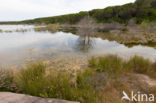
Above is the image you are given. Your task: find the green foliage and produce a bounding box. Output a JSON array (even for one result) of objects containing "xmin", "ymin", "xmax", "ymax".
[
  {"xmin": 41, "ymin": 72, "xmax": 73, "ymax": 100},
  {"xmin": 15, "ymin": 62, "xmax": 100, "ymax": 103},
  {"xmin": 15, "ymin": 62, "xmax": 47, "ymax": 96},
  {"xmin": 1, "ymin": 0, "xmax": 156, "ymax": 24},
  {"xmin": 1, "ymin": 55, "xmax": 156, "ymax": 103},
  {"xmin": 74, "ymin": 70, "xmax": 98, "ymax": 103},
  {"xmin": 89, "ymin": 55, "xmax": 125, "ymax": 76},
  {"xmin": 22, "ymin": 11, "xmax": 89, "ymax": 24},
  {"xmin": 88, "ymin": 55, "xmax": 156, "ymax": 75},
  {"xmin": 128, "ymin": 56, "xmax": 151, "ymax": 73}
]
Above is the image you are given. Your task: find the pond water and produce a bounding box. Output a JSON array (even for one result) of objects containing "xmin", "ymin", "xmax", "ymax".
[{"xmin": 0, "ymin": 25, "xmax": 156, "ymax": 70}]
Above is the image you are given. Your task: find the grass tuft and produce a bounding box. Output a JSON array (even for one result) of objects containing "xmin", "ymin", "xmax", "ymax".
[
  {"xmin": 128, "ymin": 56, "xmax": 151, "ymax": 74},
  {"xmin": 34, "ymin": 24, "xmax": 59, "ymax": 33},
  {"xmin": 89, "ymin": 55, "xmax": 125, "ymax": 76},
  {"xmin": 0, "ymin": 69, "xmax": 13, "ymax": 91},
  {"xmin": 15, "ymin": 62, "xmax": 47, "ymax": 96}
]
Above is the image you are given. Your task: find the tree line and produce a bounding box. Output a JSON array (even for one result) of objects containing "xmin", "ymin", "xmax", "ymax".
[{"xmin": 0, "ymin": 0, "xmax": 156, "ymax": 24}]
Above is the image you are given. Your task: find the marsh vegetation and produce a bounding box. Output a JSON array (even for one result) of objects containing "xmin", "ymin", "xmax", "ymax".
[
  {"xmin": 0, "ymin": 55, "xmax": 156, "ymax": 103},
  {"xmin": 0, "ymin": 0, "xmax": 155, "ymax": 102},
  {"xmin": 34, "ymin": 24, "xmax": 59, "ymax": 33}
]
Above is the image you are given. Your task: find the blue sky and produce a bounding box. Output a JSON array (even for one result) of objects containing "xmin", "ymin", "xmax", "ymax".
[{"xmin": 0, "ymin": 0, "xmax": 135, "ymax": 21}]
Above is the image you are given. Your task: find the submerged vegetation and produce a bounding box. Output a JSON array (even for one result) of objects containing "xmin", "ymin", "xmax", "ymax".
[
  {"xmin": 15, "ymin": 29, "xmax": 28, "ymax": 32},
  {"xmin": 0, "ymin": 55, "xmax": 156, "ymax": 103},
  {"xmin": 34, "ymin": 24, "xmax": 59, "ymax": 33}
]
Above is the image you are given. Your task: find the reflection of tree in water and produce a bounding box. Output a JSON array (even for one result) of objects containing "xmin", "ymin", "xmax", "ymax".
[
  {"xmin": 76, "ymin": 35, "xmax": 94, "ymax": 53},
  {"xmin": 75, "ymin": 16, "xmax": 97, "ymax": 52}
]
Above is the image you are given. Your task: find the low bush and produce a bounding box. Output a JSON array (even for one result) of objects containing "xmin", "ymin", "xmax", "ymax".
[
  {"xmin": 15, "ymin": 62, "xmax": 47, "ymax": 96},
  {"xmin": 14, "ymin": 62, "xmax": 103, "ymax": 103},
  {"xmin": 40, "ymin": 72, "xmax": 73, "ymax": 100},
  {"xmin": 0, "ymin": 69, "xmax": 13, "ymax": 91}
]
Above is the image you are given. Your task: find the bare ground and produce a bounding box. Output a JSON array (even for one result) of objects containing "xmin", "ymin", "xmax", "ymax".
[{"xmin": 0, "ymin": 92, "xmax": 79, "ymax": 103}]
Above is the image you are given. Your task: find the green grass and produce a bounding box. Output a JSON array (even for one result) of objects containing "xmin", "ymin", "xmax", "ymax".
[
  {"xmin": 0, "ymin": 55, "xmax": 156, "ymax": 103},
  {"xmin": 40, "ymin": 72, "xmax": 74, "ymax": 100},
  {"xmin": 15, "ymin": 62, "xmax": 47, "ymax": 96},
  {"xmin": 89, "ymin": 55, "xmax": 156, "ymax": 77},
  {"xmin": 14, "ymin": 62, "xmax": 101, "ymax": 103},
  {"xmin": 127, "ymin": 56, "xmax": 151, "ymax": 73},
  {"xmin": 89, "ymin": 55, "xmax": 128, "ymax": 77},
  {"xmin": 13, "ymin": 61, "xmax": 121, "ymax": 103}
]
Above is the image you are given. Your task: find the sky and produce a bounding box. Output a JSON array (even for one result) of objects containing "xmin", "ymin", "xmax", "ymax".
[{"xmin": 0, "ymin": 0, "xmax": 135, "ymax": 21}]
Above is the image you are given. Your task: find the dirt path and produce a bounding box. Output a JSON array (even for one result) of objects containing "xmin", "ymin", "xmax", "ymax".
[{"xmin": 0, "ymin": 92, "xmax": 79, "ymax": 103}]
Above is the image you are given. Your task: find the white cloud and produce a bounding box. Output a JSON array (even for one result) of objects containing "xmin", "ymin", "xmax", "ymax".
[{"xmin": 0, "ymin": 0, "xmax": 135, "ymax": 21}]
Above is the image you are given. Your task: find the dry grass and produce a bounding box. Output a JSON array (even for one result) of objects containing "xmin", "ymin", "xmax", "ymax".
[
  {"xmin": 0, "ymin": 55, "xmax": 156, "ymax": 103},
  {"xmin": 0, "ymin": 69, "xmax": 13, "ymax": 91},
  {"xmin": 34, "ymin": 24, "xmax": 59, "ymax": 33}
]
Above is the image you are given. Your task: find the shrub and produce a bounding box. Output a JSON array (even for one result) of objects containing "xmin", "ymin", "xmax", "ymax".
[
  {"xmin": 75, "ymin": 70, "xmax": 101, "ymax": 103},
  {"xmin": 0, "ymin": 69, "xmax": 13, "ymax": 91},
  {"xmin": 42, "ymin": 70, "xmax": 98, "ymax": 103},
  {"xmin": 15, "ymin": 62, "xmax": 47, "ymax": 96},
  {"xmin": 41, "ymin": 72, "xmax": 73, "ymax": 100},
  {"xmin": 15, "ymin": 62, "xmax": 101, "ymax": 103}
]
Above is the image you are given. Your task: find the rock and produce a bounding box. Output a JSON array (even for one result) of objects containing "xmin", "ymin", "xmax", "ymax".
[
  {"xmin": 0, "ymin": 92, "xmax": 79, "ymax": 103},
  {"xmin": 136, "ymin": 74, "xmax": 156, "ymax": 87}
]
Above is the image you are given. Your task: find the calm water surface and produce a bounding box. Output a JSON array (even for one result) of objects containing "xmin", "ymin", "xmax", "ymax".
[{"xmin": 0, "ymin": 25, "xmax": 156, "ymax": 69}]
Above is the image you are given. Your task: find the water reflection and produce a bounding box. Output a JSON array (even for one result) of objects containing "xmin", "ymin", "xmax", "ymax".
[
  {"xmin": 75, "ymin": 35, "xmax": 94, "ymax": 53},
  {"xmin": 0, "ymin": 25, "xmax": 156, "ymax": 68},
  {"xmin": 75, "ymin": 17, "xmax": 96, "ymax": 53}
]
